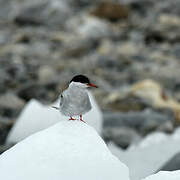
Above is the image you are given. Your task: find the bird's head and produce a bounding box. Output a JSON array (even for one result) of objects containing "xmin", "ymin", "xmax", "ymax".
[{"xmin": 69, "ymin": 75, "xmax": 98, "ymax": 89}]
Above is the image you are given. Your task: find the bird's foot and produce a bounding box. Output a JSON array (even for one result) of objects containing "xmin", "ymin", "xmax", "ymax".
[{"xmin": 69, "ymin": 117, "xmax": 76, "ymax": 120}]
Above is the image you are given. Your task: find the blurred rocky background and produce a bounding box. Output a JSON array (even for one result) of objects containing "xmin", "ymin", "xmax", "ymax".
[{"xmin": 0, "ymin": 0, "xmax": 180, "ymax": 153}]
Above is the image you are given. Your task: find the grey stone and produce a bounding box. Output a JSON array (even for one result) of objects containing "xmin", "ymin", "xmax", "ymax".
[
  {"xmin": 14, "ymin": 0, "xmax": 72, "ymax": 27},
  {"xmin": 66, "ymin": 15, "xmax": 110, "ymax": 39},
  {"xmin": 0, "ymin": 144, "xmax": 13, "ymax": 154},
  {"xmin": 103, "ymin": 108, "xmax": 175, "ymax": 135},
  {"xmin": 0, "ymin": 93, "xmax": 25, "ymax": 110},
  {"xmin": 17, "ymin": 82, "xmax": 57, "ymax": 102},
  {"xmin": 0, "ymin": 69, "xmax": 8, "ymax": 94},
  {"xmin": 103, "ymin": 93, "xmax": 150, "ymax": 112},
  {"xmin": 103, "ymin": 126, "xmax": 141, "ymax": 149},
  {"xmin": 38, "ymin": 66, "xmax": 56, "ymax": 84},
  {"xmin": 0, "ymin": 117, "xmax": 13, "ymax": 144},
  {"xmin": 60, "ymin": 37, "xmax": 98, "ymax": 57}
]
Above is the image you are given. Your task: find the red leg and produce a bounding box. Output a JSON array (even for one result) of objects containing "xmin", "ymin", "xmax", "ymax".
[
  {"xmin": 69, "ymin": 116, "xmax": 76, "ymax": 120},
  {"xmin": 80, "ymin": 115, "xmax": 85, "ymax": 123}
]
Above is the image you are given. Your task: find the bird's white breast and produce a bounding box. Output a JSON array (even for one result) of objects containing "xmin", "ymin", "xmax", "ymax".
[{"xmin": 59, "ymin": 86, "xmax": 92, "ymax": 116}]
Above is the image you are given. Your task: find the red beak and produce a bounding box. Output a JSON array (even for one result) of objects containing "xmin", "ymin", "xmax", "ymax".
[{"xmin": 87, "ymin": 83, "xmax": 98, "ymax": 88}]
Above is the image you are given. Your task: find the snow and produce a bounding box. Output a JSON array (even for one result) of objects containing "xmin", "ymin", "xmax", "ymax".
[
  {"xmin": 143, "ymin": 171, "xmax": 180, "ymax": 180},
  {"xmin": 0, "ymin": 121, "xmax": 130, "ymax": 180},
  {"xmin": 108, "ymin": 128, "xmax": 180, "ymax": 180},
  {"xmin": 135, "ymin": 132, "xmax": 169, "ymax": 149},
  {"xmin": 7, "ymin": 92, "xmax": 102, "ymax": 143}
]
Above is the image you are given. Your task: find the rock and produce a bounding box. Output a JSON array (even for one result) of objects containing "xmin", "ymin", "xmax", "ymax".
[
  {"xmin": 159, "ymin": 152, "xmax": 180, "ymax": 171},
  {"xmin": 17, "ymin": 83, "xmax": 49, "ymax": 102},
  {"xmin": 103, "ymin": 91, "xmax": 149, "ymax": 112},
  {"xmin": 95, "ymin": 55, "xmax": 133, "ymax": 72},
  {"xmin": 172, "ymin": 44, "xmax": 180, "ymax": 59},
  {"xmin": 130, "ymin": 79, "xmax": 180, "ymax": 123},
  {"xmin": 103, "ymin": 126, "xmax": 141, "ymax": 149},
  {"xmin": 66, "ymin": 15, "xmax": 110, "ymax": 39},
  {"xmin": 55, "ymin": 34, "xmax": 98, "ymax": 57},
  {"xmin": 6, "ymin": 92, "xmax": 103, "ymax": 143},
  {"xmin": 0, "ymin": 69, "xmax": 8, "ymax": 94},
  {"xmin": 5, "ymin": 60, "xmax": 28, "ymax": 86},
  {"xmin": 0, "ymin": 144, "xmax": 13, "ymax": 155},
  {"xmin": 158, "ymin": 14, "xmax": 180, "ymax": 27},
  {"xmin": 17, "ymin": 81, "xmax": 57, "ymax": 102},
  {"xmin": 69, "ymin": 0, "xmax": 98, "ymax": 8},
  {"xmin": 91, "ymin": 2, "xmax": 129, "ymax": 21},
  {"xmin": 14, "ymin": 0, "xmax": 72, "ymax": 27},
  {"xmin": 130, "ymin": 79, "xmax": 164, "ymax": 103},
  {"xmin": 50, "ymin": 31, "xmax": 95, "ymax": 57},
  {"xmin": 1, "ymin": 121, "xmax": 130, "ymax": 180},
  {"xmin": 0, "ymin": 93, "xmax": 25, "ymax": 117},
  {"xmin": 157, "ymin": 121, "xmax": 174, "ymax": 133},
  {"xmin": 0, "ymin": 117, "xmax": 13, "ymax": 144},
  {"xmin": 38, "ymin": 65, "xmax": 56, "ymax": 84},
  {"xmin": 103, "ymin": 108, "xmax": 175, "ymax": 136},
  {"xmin": 117, "ymin": 42, "xmax": 141, "ymax": 56}
]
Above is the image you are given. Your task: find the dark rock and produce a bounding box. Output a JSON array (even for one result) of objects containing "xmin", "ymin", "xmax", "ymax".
[
  {"xmin": 91, "ymin": 2, "xmax": 129, "ymax": 21},
  {"xmin": 0, "ymin": 117, "xmax": 13, "ymax": 144},
  {"xmin": 97, "ymin": 56, "xmax": 124, "ymax": 71},
  {"xmin": 69, "ymin": 0, "xmax": 99, "ymax": 9},
  {"xmin": 6, "ymin": 62, "xmax": 27, "ymax": 84},
  {"xmin": 159, "ymin": 152, "xmax": 180, "ymax": 171},
  {"xmin": 14, "ymin": 0, "xmax": 72, "ymax": 27},
  {"xmin": 61, "ymin": 37, "xmax": 99, "ymax": 57},
  {"xmin": 0, "ymin": 69, "xmax": 8, "ymax": 94},
  {"xmin": 103, "ymin": 126, "xmax": 141, "ymax": 149},
  {"xmin": 0, "ymin": 93, "xmax": 25, "ymax": 118},
  {"xmin": 157, "ymin": 121, "xmax": 174, "ymax": 133},
  {"xmin": 0, "ymin": 144, "xmax": 13, "ymax": 154},
  {"xmin": 130, "ymin": 1, "xmax": 153, "ymax": 16},
  {"xmin": 103, "ymin": 108, "xmax": 175, "ymax": 136},
  {"xmin": 17, "ymin": 82, "xmax": 58, "ymax": 103},
  {"xmin": 14, "ymin": 3, "xmax": 47, "ymax": 26},
  {"xmin": 145, "ymin": 30, "xmax": 166, "ymax": 45},
  {"xmin": 103, "ymin": 93, "xmax": 150, "ymax": 112}
]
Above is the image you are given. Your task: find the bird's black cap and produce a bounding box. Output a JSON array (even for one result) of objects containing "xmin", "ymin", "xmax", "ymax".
[{"xmin": 70, "ymin": 75, "xmax": 90, "ymax": 84}]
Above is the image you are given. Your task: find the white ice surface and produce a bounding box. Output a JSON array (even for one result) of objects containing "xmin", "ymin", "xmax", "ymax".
[
  {"xmin": 143, "ymin": 171, "xmax": 180, "ymax": 180},
  {"xmin": 0, "ymin": 121, "xmax": 129, "ymax": 180},
  {"xmin": 7, "ymin": 92, "xmax": 102, "ymax": 143},
  {"xmin": 108, "ymin": 128, "xmax": 180, "ymax": 180}
]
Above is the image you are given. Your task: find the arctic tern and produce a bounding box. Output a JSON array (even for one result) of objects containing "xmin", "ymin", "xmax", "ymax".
[{"xmin": 53, "ymin": 75, "xmax": 97, "ymax": 122}]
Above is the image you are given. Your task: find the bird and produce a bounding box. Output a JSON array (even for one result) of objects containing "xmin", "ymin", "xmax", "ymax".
[{"xmin": 53, "ymin": 75, "xmax": 98, "ymax": 122}]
